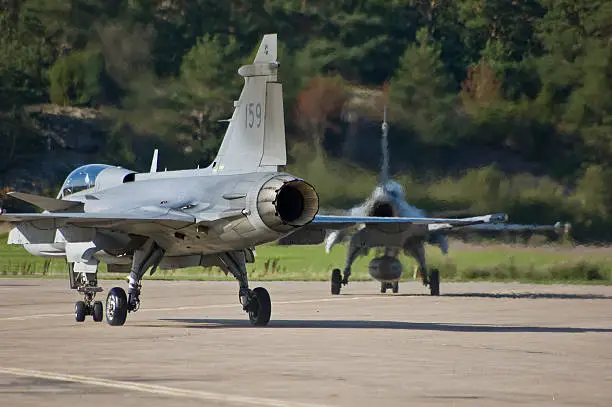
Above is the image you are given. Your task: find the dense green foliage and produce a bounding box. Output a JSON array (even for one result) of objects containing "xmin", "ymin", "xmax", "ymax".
[{"xmin": 1, "ymin": 0, "xmax": 612, "ymax": 242}]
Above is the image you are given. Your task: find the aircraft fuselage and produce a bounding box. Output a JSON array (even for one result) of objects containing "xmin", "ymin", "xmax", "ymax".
[{"xmin": 10, "ymin": 170, "xmax": 319, "ymax": 269}]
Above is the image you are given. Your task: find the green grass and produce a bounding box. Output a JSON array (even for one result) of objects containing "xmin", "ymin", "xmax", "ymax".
[{"xmin": 1, "ymin": 233, "xmax": 612, "ymax": 284}]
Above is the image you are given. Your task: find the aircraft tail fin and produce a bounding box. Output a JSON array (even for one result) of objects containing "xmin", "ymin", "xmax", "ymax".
[
  {"xmin": 209, "ymin": 34, "xmax": 286, "ymax": 174},
  {"xmin": 379, "ymin": 105, "xmax": 390, "ymax": 184}
]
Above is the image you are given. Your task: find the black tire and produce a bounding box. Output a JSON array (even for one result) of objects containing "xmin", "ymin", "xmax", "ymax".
[
  {"xmin": 331, "ymin": 268, "xmax": 342, "ymax": 295},
  {"xmin": 380, "ymin": 282, "xmax": 387, "ymax": 293},
  {"xmin": 248, "ymin": 287, "xmax": 271, "ymax": 326},
  {"xmin": 92, "ymin": 301, "xmax": 104, "ymax": 322},
  {"xmin": 75, "ymin": 301, "xmax": 86, "ymax": 322},
  {"xmin": 392, "ymin": 282, "xmax": 399, "ymax": 294},
  {"xmin": 430, "ymin": 268, "xmax": 440, "ymax": 296},
  {"xmin": 106, "ymin": 287, "xmax": 128, "ymax": 326}
]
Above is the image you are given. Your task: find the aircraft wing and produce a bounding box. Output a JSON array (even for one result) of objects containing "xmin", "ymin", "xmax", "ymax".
[
  {"xmin": 0, "ymin": 209, "xmax": 244, "ymax": 232},
  {"xmin": 428, "ymin": 221, "xmax": 566, "ymax": 233},
  {"xmin": 0, "ymin": 211, "xmax": 195, "ymax": 231},
  {"xmin": 7, "ymin": 192, "xmax": 84, "ymax": 212},
  {"xmin": 311, "ymin": 213, "xmax": 508, "ymax": 229},
  {"xmin": 278, "ymin": 213, "xmax": 508, "ymax": 246}
]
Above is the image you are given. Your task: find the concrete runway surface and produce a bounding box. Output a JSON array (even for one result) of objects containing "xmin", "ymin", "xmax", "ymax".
[{"xmin": 1, "ymin": 279, "xmax": 611, "ymax": 407}]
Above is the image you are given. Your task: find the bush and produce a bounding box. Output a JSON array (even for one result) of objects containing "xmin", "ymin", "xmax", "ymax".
[
  {"xmin": 49, "ymin": 48, "xmax": 119, "ymax": 107},
  {"xmin": 294, "ymin": 154, "xmax": 612, "ymax": 243}
]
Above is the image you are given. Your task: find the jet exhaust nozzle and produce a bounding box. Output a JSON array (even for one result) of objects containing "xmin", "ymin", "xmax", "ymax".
[{"xmin": 255, "ymin": 175, "xmax": 319, "ymax": 232}]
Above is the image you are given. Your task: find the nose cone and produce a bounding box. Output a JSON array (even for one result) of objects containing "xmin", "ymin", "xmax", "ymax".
[{"xmin": 382, "ymin": 181, "xmax": 405, "ymax": 200}]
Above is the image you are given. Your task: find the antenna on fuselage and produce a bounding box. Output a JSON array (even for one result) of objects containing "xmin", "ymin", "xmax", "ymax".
[
  {"xmin": 379, "ymin": 105, "xmax": 390, "ymax": 184},
  {"xmin": 149, "ymin": 149, "xmax": 159, "ymax": 173}
]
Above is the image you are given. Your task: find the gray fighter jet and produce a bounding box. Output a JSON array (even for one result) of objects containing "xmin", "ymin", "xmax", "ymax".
[
  {"xmin": 1, "ymin": 34, "xmax": 509, "ymax": 326},
  {"xmin": 284, "ymin": 109, "xmax": 564, "ymax": 296}
]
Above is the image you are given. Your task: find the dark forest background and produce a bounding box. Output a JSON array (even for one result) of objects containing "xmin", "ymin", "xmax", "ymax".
[{"xmin": 1, "ymin": 0, "xmax": 612, "ymax": 242}]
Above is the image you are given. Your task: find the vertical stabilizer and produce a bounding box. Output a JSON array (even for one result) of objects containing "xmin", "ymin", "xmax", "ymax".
[
  {"xmin": 379, "ymin": 106, "xmax": 390, "ymax": 184},
  {"xmin": 210, "ymin": 34, "xmax": 286, "ymax": 174}
]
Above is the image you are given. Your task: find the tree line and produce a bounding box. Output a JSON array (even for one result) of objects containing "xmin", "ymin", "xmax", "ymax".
[{"xmin": 1, "ymin": 0, "xmax": 612, "ymax": 242}]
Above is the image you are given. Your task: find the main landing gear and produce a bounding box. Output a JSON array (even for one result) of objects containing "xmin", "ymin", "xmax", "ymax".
[
  {"xmin": 105, "ymin": 239, "xmax": 164, "ymax": 326},
  {"xmin": 330, "ymin": 244, "xmax": 364, "ymax": 295},
  {"xmin": 330, "ymin": 266, "xmax": 440, "ymax": 296},
  {"xmin": 405, "ymin": 241, "xmax": 440, "ymax": 296},
  {"xmin": 220, "ymin": 251, "xmax": 271, "ymax": 326},
  {"xmin": 68, "ymin": 263, "xmax": 104, "ymax": 323},
  {"xmin": 244, "ymin": 286, "xmax": 271, "ymax": 326},
  {"xmin": 429, "ymin": 268, "xmax": 440, "ymax": 296},
  {"xmin": 103, "ymin": 244, "xmax": 272, "ymax": 327},
  {"xmin": 380, "ymin": 281, "xmax": 399, "ymax": 294},
  {"xmin": 330, "ymin": 266, "xmax": 355, "ymax": 295}
]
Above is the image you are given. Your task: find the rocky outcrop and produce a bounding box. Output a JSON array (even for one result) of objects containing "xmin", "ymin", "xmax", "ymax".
[
  {"xmin": 25, "ymin": 104, "xmax": 106, "ymax": 153},
  {"xmin": 0, "ymin": 104, "xmax": 109, "ymax": 195}
]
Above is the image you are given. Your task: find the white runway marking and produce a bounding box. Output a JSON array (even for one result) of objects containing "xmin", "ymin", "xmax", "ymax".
[
  {"xmin": 0, "ymin": 367, "xmax": 330, "ymax": 407},
  {"xmin": 0, "ymin": 295, "xmax": 384, "ymax": 321}
]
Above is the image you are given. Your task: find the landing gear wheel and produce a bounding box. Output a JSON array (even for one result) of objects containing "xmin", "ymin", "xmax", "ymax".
[
  {"xmin": 92, "ymin": 301, "xmax": 103, "ymax": 322},
  {"xmin": 392, "ymin": 281, "xmax": 399, "ymax": 294},
  {"xmin": 380, "ymin": 282, "xmax": 387, "ymax": 293},
  {"xmin": 331, "ymin": 268, "xmax": 342, "ymax": 295},
  {"xmin": 430, "ymin": 268, "xmax": 440, "ymax": 296},
  {"xmin": 75, "ymin": 301, "xmax": 86, "ymax": 322},
  {"xmin": 106, "ymin": 287, "xmax": 128, "ymax": 326},
  {"xmin": 248, "ymin": 287, "xmax": 271, "ymax": 326}
]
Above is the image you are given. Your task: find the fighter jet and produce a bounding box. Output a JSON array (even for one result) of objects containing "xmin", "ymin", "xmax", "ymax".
[
  {"xmin": 1, "ymin": 34, "xmax": 509, "ymax": 326},
  {"xmin": 283, "ymin": 108, "xmax": 564, "ymax": 296}
]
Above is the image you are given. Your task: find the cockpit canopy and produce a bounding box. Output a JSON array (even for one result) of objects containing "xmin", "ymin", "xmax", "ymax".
[
  {"xmin": 372, "ymin": 181, "xmax": 405, "ymax": 201},
  {"xmin": 383, "ymin": 181, "xmax": 405, "ymax": 200},
  {"xmin": 59, "ymin": 164, "xmax": 113, "ymax": 198}
]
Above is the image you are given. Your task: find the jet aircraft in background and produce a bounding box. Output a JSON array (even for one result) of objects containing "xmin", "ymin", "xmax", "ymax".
[
  {"xmin": 1, "ymin": 34, "xmax": 509, "ymax": 326},
  {"xmin": 283, "ymin": 109, "xmax": 564, "ymax": 296}
]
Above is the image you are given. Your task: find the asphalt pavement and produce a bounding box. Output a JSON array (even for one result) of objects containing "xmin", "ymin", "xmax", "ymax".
[{"xmin": 1, "ymin": 279, "xmax": 611, "ymax": 406}]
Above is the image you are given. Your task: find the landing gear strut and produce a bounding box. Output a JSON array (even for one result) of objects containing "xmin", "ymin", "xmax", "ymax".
[
  {"xmin": 330, "ymin": 267, "xmax": 352, "ymax": 295},
  {"xmin": 405, "ymin": 240, "xmax": 441, "ymax": 296},
  {"xmin": 105, "ymin": 239, "xmax": 164, "ymax": 326},
  {"xmin": 330, "ymin": 232, "xmax": 368, "ymax": 295},
  {"xmin": 220, "ymin": 251, "xmax": 271, "ymax": 326},
  {"xmin": 68, "ymin": 262, "xmax": 103, "ymax": 323}
]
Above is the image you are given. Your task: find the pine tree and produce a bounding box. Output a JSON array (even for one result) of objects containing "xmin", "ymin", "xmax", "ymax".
[{"xmin": 389, "ymin": 27, "xmax": 458, "ymax": 145}]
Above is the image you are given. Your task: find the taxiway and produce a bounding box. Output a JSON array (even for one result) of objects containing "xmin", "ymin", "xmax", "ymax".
[{"xmin": 1, "ymin": 279, "xmax": 611, "ymax": 406}]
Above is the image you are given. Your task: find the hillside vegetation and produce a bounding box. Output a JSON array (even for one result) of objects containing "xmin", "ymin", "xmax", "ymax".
[{"xmin": 1, "ymin": 1, "xmax": 612, "ymax": 242}]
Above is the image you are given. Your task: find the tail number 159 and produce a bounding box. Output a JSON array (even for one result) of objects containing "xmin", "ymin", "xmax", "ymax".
[{"xmin": 245, "ymin": 102, "xmax": 262, "ymax": 128}]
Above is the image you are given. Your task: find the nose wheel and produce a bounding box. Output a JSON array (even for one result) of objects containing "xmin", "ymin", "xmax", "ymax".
[
  {"xmin": 380, "ymin": 282, "xmax": 399, "ymax": 294},
  {"xmin": 74, "ymin": 285, "xmax": 104, "ymax": 323},
  {"xmin": 74, "ymin": 299, "xmax": 104, "ymax": 322}
]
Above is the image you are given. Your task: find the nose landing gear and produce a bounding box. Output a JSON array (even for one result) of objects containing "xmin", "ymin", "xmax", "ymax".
[
  {"xmin": 74, "ymin": 289, "xmax": 104, "ymax": 323},
  {"xmin": 70, "ymin": 265, "xmax": 104, "ymax": 323}
]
